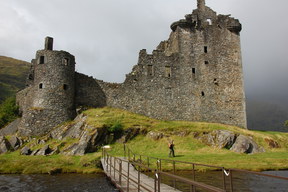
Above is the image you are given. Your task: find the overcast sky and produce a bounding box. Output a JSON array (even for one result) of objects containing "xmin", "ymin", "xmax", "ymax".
[{"xmin": 0, "ymin": 0, "xmax": 287, "ymax": 101}]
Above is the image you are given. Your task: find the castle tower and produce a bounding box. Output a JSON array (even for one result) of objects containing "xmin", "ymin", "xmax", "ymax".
[
  {"xmin": 33, "ymin": 37, "xmax": 75, "ymax": 114},
  {"xmin": 110, "ymin": 0, "xmax": 247, "ymax": 128},
  {"xmin": 17, "ymin": 37, "xmax": 76, "ymax": 136}
]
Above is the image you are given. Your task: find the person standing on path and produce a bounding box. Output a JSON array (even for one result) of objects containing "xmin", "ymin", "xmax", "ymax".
[{"xmin": 168, "ymin": 140, "xmax": 175, "ymax": 157}]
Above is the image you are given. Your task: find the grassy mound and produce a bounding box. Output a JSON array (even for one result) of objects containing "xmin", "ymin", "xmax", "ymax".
[
  {"xmin": 0, "ymin": 107, "xmax": 287, "ymax": 174},
  {"xmin": 85, "ymin": 107, "xmax": 288, "ymax": 171}
]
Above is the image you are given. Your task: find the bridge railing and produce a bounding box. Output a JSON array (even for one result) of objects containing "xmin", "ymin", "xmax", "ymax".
[
  {"xmin": 103, "ymin": 148, "xmax": 158, "ymax": 192},
  {"xmin": 103, "ymin": 147, "xmax": 226, "ymax": 192},
  {"xmin": 124, "ymin": 144, "xmax": 288, "ymax": 192}
]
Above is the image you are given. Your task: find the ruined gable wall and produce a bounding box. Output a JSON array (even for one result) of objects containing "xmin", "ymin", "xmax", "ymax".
[{"xmin": 74, "ymin": 72, "xmax": 107, "ymax": 108}]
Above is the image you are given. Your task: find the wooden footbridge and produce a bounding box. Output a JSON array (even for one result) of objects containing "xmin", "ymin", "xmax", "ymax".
[{"xmin": 101, "ymin": 145, "xmax": 288, "ymax": 192}]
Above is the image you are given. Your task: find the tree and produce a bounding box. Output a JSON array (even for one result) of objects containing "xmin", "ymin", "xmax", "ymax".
[
  {"xmin": 0, "ymin": 97, "xmax": 19, "ymax": 128},
  {"xmin": 284, "ymin": 120, "xmax": 288, "ymax": 128}
]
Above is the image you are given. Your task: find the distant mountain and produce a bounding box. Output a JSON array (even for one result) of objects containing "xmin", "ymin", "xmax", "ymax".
[
  {"xmin": 246, "ymin": 98, "xmax": 288, "ymax": 132},
  {"xmin": 0, "ymin": 56, "xmax": 30, "ymax": 102}
]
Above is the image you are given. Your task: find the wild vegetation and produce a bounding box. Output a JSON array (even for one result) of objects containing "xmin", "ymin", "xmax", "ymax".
[
  {"xmin": 87, "ymin": 108, "xmax": 288, "ymax": 172},
  {"xmin": 0, "ymin": 56, "xmax": 30, "ymax": 102},
  {"xmin": 0, "ymin": 97, "xmax": 19, "ymax": 128}
]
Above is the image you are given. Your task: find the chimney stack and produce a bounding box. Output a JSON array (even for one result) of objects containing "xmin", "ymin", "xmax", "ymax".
[
  {"xmin": 197, "ymin": 0, "xmax": 205, "ymax": 11},
  {"xmin": 45, "ymin": 37, "xmax": 53, "ymax": 50}
]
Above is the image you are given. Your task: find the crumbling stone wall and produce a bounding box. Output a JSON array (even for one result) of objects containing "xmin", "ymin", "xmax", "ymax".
[{"xmin": 75, "ymin": 72, "xmax": 106, "ymax": 108}]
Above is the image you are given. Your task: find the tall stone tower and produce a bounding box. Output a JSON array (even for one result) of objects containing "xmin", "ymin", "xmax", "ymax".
[
  {"xmin": 17, "ymin": 37, "xmax": 76, "ymax": 136},
  {"xmin": 102, "ymin": 0, "xmax": 247, "ymax": 128}
]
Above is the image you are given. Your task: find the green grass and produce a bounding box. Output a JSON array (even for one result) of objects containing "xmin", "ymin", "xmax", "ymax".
[
  {"xmin": 83, "ymin": 107, "xmax": 288, "ymax": 172},
  {"xmin": 108, "ymin": 135, "xmax": 288, "ymax": 172},
  {"xmin": 0, "ymin": 56, "xmax": 30, "ymax": 102},
  {"xmin": 0, "ymin": 107, "xmax": 287, "ymax": 174},
  {"xmin": 0, "ymin": 151, "xmax": 103, "ymax": 174}
]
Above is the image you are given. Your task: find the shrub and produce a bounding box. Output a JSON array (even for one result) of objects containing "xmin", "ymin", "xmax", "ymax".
[
  {"xmin": 0, "ymin": 97, "xmax": 19, "ymax": 128},
  {"xmin": 104, "ymin": 117, "xmax": 123, "ymax": 134}
]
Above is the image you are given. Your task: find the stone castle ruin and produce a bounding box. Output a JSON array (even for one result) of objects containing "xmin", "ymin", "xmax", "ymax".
[{"xmin": 16, "ymin": 0, "xmax": 247, "ymax": 136}]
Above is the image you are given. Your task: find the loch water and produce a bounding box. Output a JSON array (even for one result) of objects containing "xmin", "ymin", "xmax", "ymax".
[
  {"xmin": 157, "ymin": 170, "xmax": 288, "ymax": 192},
  {"xmin": 0, "ymin": 173, "xmax": 118, "ymax": 192},
  {"xmin": 0, "ymin": 171, "xmax": 287, "ymax": 192}
]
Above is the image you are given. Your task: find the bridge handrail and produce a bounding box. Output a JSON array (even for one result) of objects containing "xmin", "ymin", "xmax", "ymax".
[
  {"xmin": 229, "ymin": 168, "xmax": 288, "ymax": 181},
  {"xmin": 103, "ymin": 149, "xmax": 226, "ymax": 192},
  {"xmin": 160, "ymin": 171, "xmax": 226, "ymax": 192},
  {"xmin": 124, "ymin": 144, "xmax": 288, "ymax": 192}
]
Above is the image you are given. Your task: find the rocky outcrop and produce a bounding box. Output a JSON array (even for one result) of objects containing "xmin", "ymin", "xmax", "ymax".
[
  {"xmin": 197, "ymin": 130, "xmax": 265, "ymax": 154},
  {"xmin": 0, "ymin": 118, "xmax": 20, "ymax": 136},
  {"xmin": 264, "ymin": 138, "xmax": 280, "ymax": 148},
  {"xmin": 147, "ymin": 131, "xmax": 164, "ymax": 140},
  {"xmin": 117, "ymin": 128, "xmax": 141, "ymax": 143},
  {"xmin": 0, "ymin": 113, "xmax": 145, "ymax": 156},
  {"xmin": 20, "ymin": 146, "xmax": 32, "ymax": 155},
  {"xmin": 8, "ymin": 136, "xmax": 22, "ymax": 150},
  {"xmin": 37, "ymin": 145, "xmax": 52, "ymax": 156},
  {"xmin": 230, "ymin": 135, "xmax": 265, "ymax": 154},
  {"xmin": 199, "ymin": 130, "xmax": 236, "ymax": 149},
  {"xmin": 0, "ymin": 136, "xmax": 12, "ymax": 153}
]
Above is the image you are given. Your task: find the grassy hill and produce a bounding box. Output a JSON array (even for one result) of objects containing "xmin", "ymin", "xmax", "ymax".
[
  {"xmin": 85, "ymin": 108, "xmax": 288, "ymax": 171},
  {"xmin": 1, "ymin": 107, "xmax": 287, "ymax": 174},
  {"xmin": 0, "ymin": 56, "xmax": 30, "ymax": 102}
]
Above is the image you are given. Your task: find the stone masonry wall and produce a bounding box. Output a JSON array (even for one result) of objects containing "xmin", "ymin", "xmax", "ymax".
[
  {"xmin": 75, "ymin": 72, "xmax": 106, "ymax": 108},
  {"xmin": 96, "ymin": 3, "xmax": 247, "ymax": 128},
  {"xmin": 17, "ymin": 45, "xmax": 77, "ymax": 136}
]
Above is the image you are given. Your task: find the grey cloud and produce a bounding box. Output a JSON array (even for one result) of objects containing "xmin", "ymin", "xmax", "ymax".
[{"xmin": 0, "ymin": 0, "xmax": 287, "ymax": 100}]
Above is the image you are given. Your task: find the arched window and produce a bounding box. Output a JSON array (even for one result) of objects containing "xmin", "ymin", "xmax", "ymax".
[{"xmin": 39, "ymin": 83, "xmax": 43, "ymax": 89}]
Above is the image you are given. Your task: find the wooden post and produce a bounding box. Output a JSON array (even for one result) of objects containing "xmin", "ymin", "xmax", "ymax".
[
  {"xmin": 119, "ymin": 160, "xmax": 122, "ymax": 185},
  {"xmin": 127, "ymin": 161, "xmax": 130, "ymax": 192},
  {"xmin": 192, "ymin": 164, "xmax": 196, "ymax": 192},
  {"xmin": 222, "ymin": 167, "xmax": 226, "ymax": 191},
  {"xmin": 114, "ymin": 157, "xmax": 116, "ymax": 179},
  {"xmin": 138, "ymin": 165, "xmax": 140, "ymax": 192},
  {"xmin": 230, "ymin": 170, "xmax": 234, "ymax": 192},
  {"xmin": 173, "ymin": 161, "xmax": 176, "ymax": 188}
]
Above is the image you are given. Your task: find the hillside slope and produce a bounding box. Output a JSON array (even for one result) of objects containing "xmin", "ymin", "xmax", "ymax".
[
  {"xmin": 0, "ymin": 107, "xmax": 287, "ymax": 174},
  {"xmin": 0, "ymin": 56, "xmax": 30, "ymax": 102}
]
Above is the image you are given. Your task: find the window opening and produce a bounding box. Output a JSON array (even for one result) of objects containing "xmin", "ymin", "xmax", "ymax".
[
  {"xmin": 192, "ymin": 68, "xmax": 196, "ymax": 74},
  {"xmin": 206, "ymin": 19, "xmax": 212, "ymax": 25},
  {"xmin": 201, "ymin": 91, "xmax": 205, "ymax": 97},
  {"xmin": 147, "ymin": 65, "xmax": 154, "ymax": 76},
  {"xmin": 214, "ymin": 79, "xmax": 219, "ymax": 86},
  {"xmin": 28, "ymin": 74, "xmax": 33, "ymax": 80},
  {"xmin": 39, "ymin": 56, "xmax": 45, "ymax": 64},
  {"xmin": 165, "ymin": 66, "xmax": 171, "ymax": 78},
  {"xmin": 63, "ymin": 58, "xmax": 69, "ymax": 66},
  {"xmin": 63, "ymin": 84, "xmax": 68, "ymax": 90},
  {"xmin": 204, "ymin": 46, "xmax": 208, "ymax": 53},
  {"xmin": 39, "ymin": 83, "xmax": 43, "ymax": 89},
  {"xmin": 205, "ymin": 61, "xmax": 209, "ymax": 64}
]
